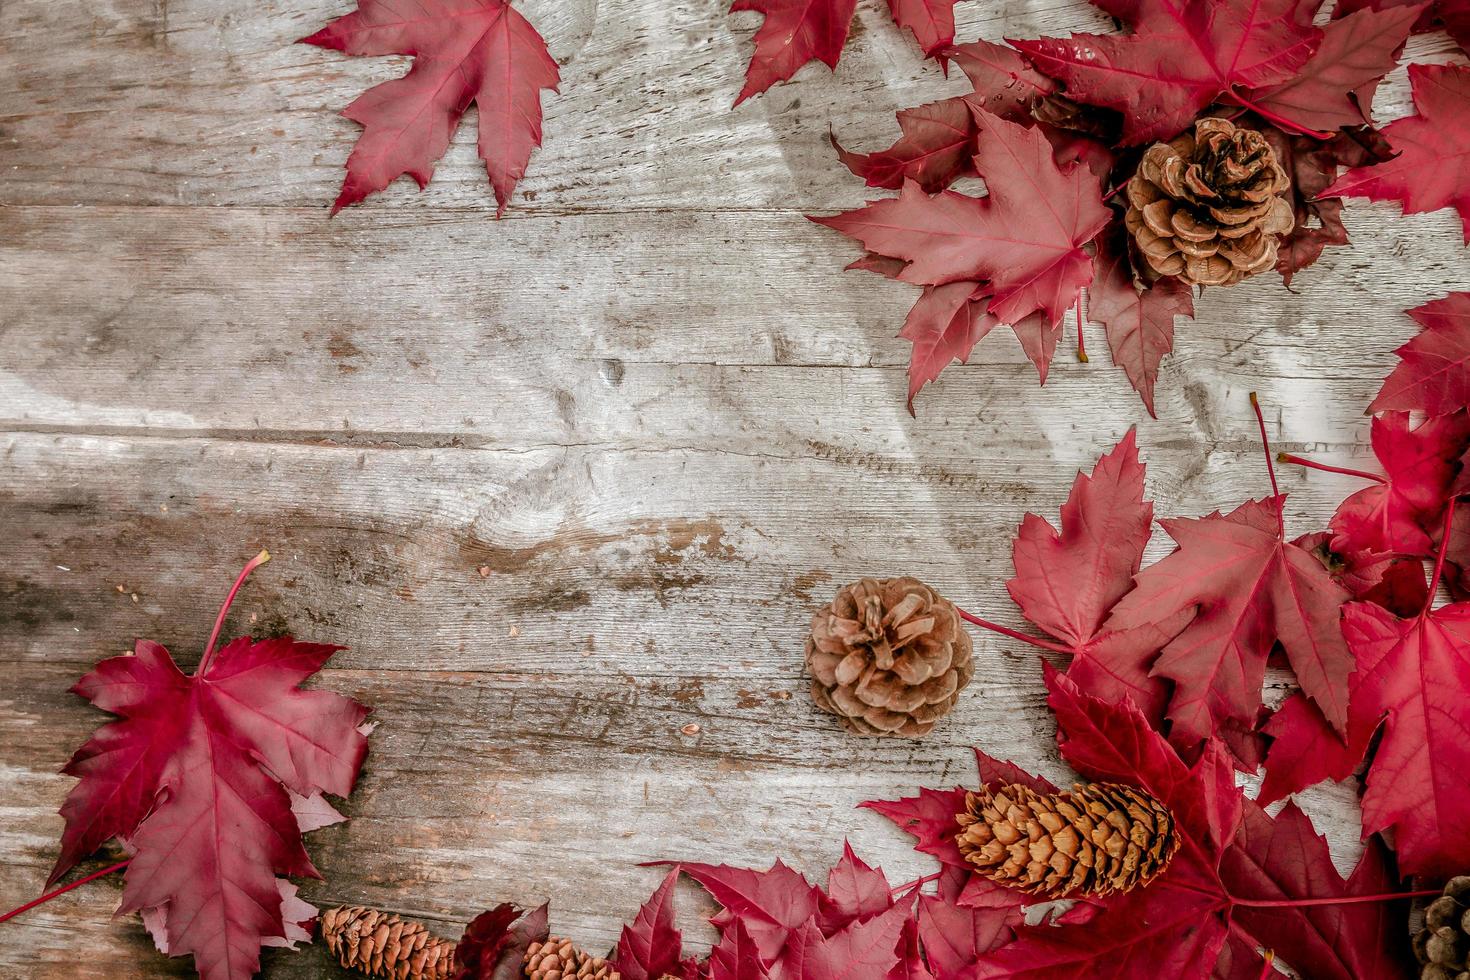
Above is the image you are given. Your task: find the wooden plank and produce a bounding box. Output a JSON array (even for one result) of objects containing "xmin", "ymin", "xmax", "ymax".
[
  {"xmin": 1, "ymin": 202, "xmax": 1466, "ymax": 450},
  {"xmin": 0, "ymin": 0, "xmax": 1456, "ymax": 212}
]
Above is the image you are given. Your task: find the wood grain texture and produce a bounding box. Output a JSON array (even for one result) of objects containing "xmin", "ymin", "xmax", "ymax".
[{"xmin": 1, "ymin": 0, "xmax": 1466, "ymax": 975}]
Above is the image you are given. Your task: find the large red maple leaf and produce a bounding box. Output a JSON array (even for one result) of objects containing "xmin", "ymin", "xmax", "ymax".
[
  {"xmin": 816, "ymin": 108, "xmax": 1108, "ymax": 399},
  {"xmin": 1324, "ymin": 63, "xmax": 1470, "ymax": 242},
  {"xmin": 1009, "ymin": 0, "xmax": 1324, "ymax": 145},
  {"xmin": 302, "ymin": 0, "xmax": 560, "ymax": 214},
  {"xmin": 48, "ymin": 552, "xmax": 369, "ymax": 980},
  {"xmin": 1371, "ymin": 292, "xmax": 1470, "ymax": 417},
  {"xmin": 1342, "ymin": 508, "xmax": 1470, "ymax": 876},
  {"xmin": 1102, "ymin": 406, "xmax": 1354, "ymax": 757}
]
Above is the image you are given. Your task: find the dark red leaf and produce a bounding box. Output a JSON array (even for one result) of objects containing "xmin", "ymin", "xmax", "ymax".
[{"xmin": 613, "ymin": 871, "xmax": 686, "ymax": 980}]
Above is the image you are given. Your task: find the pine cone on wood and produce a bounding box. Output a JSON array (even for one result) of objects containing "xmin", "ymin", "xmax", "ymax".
[
  {"xmin": 321, "ymin": 906, "xmax": 457, "ymax": 980},
  {"xmin": 805, "ymin": 577, "xmax": 974, "ymax": 737},
  {"xmin": 956, "ymin": 781, "xmax": 1181, "ymax": 899},
  {"xmin": 524, "ymin": 936, "xmax": 621, "ymax": 979},
  {"xmin": 1416, "ymin": 877, "xmax": 1470, "ymax": 980},
  {"xmin": 1125, "ymin": 117, "xmax": 1294, "ymax": 287}
]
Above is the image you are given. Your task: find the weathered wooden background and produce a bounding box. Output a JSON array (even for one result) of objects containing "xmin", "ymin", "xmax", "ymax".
[{"xmin": 1, "ymin": 0, "xmax": 1466, "ymax": 976}]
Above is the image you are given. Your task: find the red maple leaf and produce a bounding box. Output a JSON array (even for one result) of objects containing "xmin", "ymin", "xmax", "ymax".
[
  {"xmin": 1246, "ymin": 4, "xmax": 1421, "ymax": 132},
  {"xmin": 1324, "ymin": 63, "xmax": 1470, "ymax": 242},
  {"xmin": 816, "ymin": 108, "xmax": 1108, "ymax": 400},
  {"xmin": 1342, "ymin": 508, "xmax": 1470, "ymax": 876},
  {"xmin": 1085, "ymin": 229, "xmax": 1195, "ymax": 416},
  {"xmin": 1371, "ymin": 292, "xmax": 1470, "ymax": 416},
  {"xmin": 612, "ymin": 871, "xmax": 699, "ymax": 980},
  {"xmin": 301, "ymin": 0, "xmax": 560, "ymax": 214},
  {"xmin": 1102, "ymin": 404, "xmax": 1354, "ymax": 758},
  {"xmin": 48, "ymin": 552, "xmax": 369, "ymax": 980},
  {"xmin": 1323, "ymin": 411, "xmax": 1470, "ymax": 556},
  {"xmin": 730, "ymin": 0, "xmax": 958, "ymax": 103},
  {"xmin": 885, "ymin": 0, "xmax": 958, "ymax": 57},
  {"xmin": 1009, "ymin": 0, "xmax": 1324, "ymax": 145}
]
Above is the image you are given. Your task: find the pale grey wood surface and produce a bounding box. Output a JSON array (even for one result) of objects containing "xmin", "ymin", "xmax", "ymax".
[{"xmin": 1, "ymin": 0, "xmax": 1467, "ymax": 976}]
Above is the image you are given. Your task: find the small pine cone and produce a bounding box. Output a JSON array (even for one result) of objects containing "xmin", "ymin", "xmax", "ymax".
[
  {"xmin": 1414, "ymin": 876, "xmax": 1470, "ymax": 980},
  {"xmin": 320, "ymin": 906, "xmax": 457, "ymax": 980},
  {"xmin": 805, "ymin": 577, "xmax": 974, "ymax": 738},
  {"xmin": 956, "ymin": 782, "xmax": 1180, "ymax": 899},
  {"xmin": 1124, "ymin": 117, "xmax": 1294, "ymax": 287},
  {"xmin": 524, "ymin": 937, "xmax": 621, "ymax": 979}
]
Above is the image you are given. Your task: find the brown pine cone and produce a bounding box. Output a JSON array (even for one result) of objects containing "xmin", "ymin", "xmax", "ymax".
[
  {"xmin": 524, "ymin": 937, "xmax": 621, "ymax": 979},
  {"xmin": 1415, "ymin": 877, "xmax": 1470, "ymax": 980},
  {"xmin": 805, "ymin": 577, "xmax": 974, "ymax": 737},
  {"xmin": 1124, "ymin": 117, "xmax": 1294, "ymax": 287},
  {"xmin": 956, "ymin": 781, "xmax": 1180, "ymax": 899},
  {"xmin": 320, "ymin": 906, "xmax": 457, "ymax": 980}
]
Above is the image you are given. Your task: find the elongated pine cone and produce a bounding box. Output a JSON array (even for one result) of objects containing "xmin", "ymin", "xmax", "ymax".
[
  {"xmin": 1125, "ymin": 117, "xmax": 1293, "ymax": 287},
  {"xmin": 524, "ymin": 936, "xmax": 621, "ymax": 979},
  {"xmin": 1415, "ymin": 876, "xmax": 1470, "ymax": 980},
  {"xmin": 956, "ymin": 782, "xmax": 1181, "ymax": 898},
  {"xmin": 805, "ymin": 577, "xmax": 974, "ymax": 737},
  {"xmin": 321, "ymin": 906, "xmax": 457, "ymax": 980}
]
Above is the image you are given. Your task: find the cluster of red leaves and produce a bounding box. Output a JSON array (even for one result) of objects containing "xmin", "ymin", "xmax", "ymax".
[
  {"xmin": 301, "ymin": 0, "xmax": 559, "ymax": 214},
  {"xmin": 952, "ymin": 361, "xmax": 1470, "ymax": 880},
  {"xmin": 866, "ymin": 670, "xmax": 1414, "ymax": 977},
  {"xmin": 601, "ymin": 673, "xmax": 1410, "ymax": 977},
  {"xmin": 730, "ymin": 0, "xmax": 960, "ymax": 103},
  {"xmin": 813, "ymin": 0, "xmax": 1470, "ymax": 413},
  {"xmin": 604, "ymin": 851, "xmax": 1008, "ymax": 978},
  {"xmin": 41, "ymin": 553, "xmax": 370, "ymax": 980},
  {"xmin": 1263, "ymin": 291, "xmax": 1470, "ymax": 877}
]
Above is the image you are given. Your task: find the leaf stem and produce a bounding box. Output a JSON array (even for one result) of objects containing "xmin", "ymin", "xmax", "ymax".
[
  {"xmin": 0, "ymin": 860, "xmax": 131, "ymax": 925},
  {"xmin": 1076, "ymin": 299, "xmax": 1088, "ymax": 363},
  {"xmin": 955, "ymin": 607, "xmax": 1074, "ymax": 656},
  {"xmin": 199, "ymin": 549, "xmax": 271, "ymax": 674},
  {"xmin": 1276, "ymin": 452, "xmax": 1386, "ymax": 484},
  {"xmin": 1257, "ymin": 951, "xmax": 1276, "ymax": 979},
  {"xmin": 1232, "ymin": 887, "xmax": 1441, "ymax": 909},
  {"xmin": 889, "ymin": 871, "xmax": 942, "ymax": 896},
  {"xmin": 1426, "ymin": 499, "xmax": 1457, "ymax": 612},
  {"xmin": 1225, "ymin": 89, "xmax": 1334, "ymax": 140},
  {"xmin": 1103, "ymin": 178, "xmax": 1130, "ymax": 203},
  {"xmin": 1249, "ymin": 394, "xmax": 1283, "ymax": 528}
]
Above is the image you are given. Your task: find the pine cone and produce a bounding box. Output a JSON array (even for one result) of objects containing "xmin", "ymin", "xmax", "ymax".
[
  {"xmin": 524, "ymin": 936, "xmax": 621, "ymax": 979},
  {"xmin": 956, "ymin": 781, "xmax": 1181, "ymax": 899},
  {"xmin": 805, "ymin": 577, "xmax": 974, "ymax": 737},
  {"xmin": 1415, "ymin": 877, "xmax": 1470, "ymax": 980},
  {"xmin": 320, "ymin": 906, "xmax": 457, "ymax": 980},
  {"xmin": 1124, "ymin": 117, "xmax": 1294, "ymax": 287}
]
